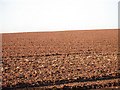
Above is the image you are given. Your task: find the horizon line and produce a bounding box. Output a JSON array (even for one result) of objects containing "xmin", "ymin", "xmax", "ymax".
[{"xmin": 1, "ymin": 28, "xmax": 118, "ymax": 34}]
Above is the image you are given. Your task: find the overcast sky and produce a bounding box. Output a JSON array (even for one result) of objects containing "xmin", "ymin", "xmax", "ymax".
[{"xmin": 0, "ymin": 0, "xmax": 119, "ymax": 33}]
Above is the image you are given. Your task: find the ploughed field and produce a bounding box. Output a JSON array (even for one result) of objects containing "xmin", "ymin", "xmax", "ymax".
[{"xmin": 2, "ymin": 29, "xmax": 120, "ymax": 89}]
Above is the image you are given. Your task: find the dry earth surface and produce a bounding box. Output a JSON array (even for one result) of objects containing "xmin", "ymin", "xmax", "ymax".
[{"xmin": 1, "ymin": 29, "xmax": 120, "ymax": 90}]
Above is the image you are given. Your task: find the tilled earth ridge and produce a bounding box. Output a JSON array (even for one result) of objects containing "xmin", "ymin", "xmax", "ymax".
[
  {"xmin": 12, "ymin": 79, "xmax": 119, "ymax": 90},
  {"xmin": 2, "ymin": 29, "xmax": 119, "ymax": 89}
]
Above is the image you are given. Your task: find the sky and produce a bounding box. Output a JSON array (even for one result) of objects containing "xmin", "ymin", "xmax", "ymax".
[{"xmin": 0, "ymin": 0, "xmax": 119, "ymax": 33}]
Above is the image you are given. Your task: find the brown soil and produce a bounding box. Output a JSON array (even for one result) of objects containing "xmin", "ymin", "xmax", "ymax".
[{"xmin": 1, "ymin": 29, "xmax": 120, "ymax": 90}]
